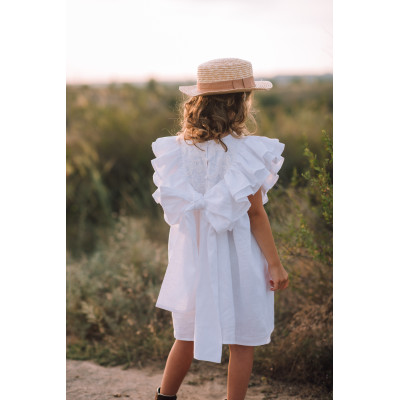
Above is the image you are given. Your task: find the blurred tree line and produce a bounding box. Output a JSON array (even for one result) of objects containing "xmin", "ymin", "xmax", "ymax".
[{"xmin": 66, "ymin": 77, "xmax": 332, "ymax": 256}]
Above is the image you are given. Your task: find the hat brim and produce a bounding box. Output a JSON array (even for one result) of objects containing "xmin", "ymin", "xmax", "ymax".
[{"xmin": 179, "ymin": 80, "xmax": 273, "ymax": 97}]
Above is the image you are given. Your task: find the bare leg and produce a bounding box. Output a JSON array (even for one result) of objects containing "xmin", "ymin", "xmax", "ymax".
[
  {"xmin": 160, "ymin": 340, "xmax": 194, "ymax": 396},
  {"xmin": 227, "ymin": 344, "xmax": 254, "ymax": 400}
]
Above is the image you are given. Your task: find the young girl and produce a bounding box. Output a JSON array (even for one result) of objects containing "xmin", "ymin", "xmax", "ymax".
[{"xmin": 151, "ymin": 58, "xmax": 289, "ymax": 400}]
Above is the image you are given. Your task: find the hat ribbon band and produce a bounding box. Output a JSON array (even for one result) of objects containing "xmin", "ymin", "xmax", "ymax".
[{"xmin": 197, "ymin": 76, "xmax": 255, "ymax": 91}]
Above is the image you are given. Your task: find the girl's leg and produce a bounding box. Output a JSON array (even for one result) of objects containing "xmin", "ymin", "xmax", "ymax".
[
  {"xmin": 160, "ymin": 339, "xmax": 194, "ymax": 396},
  {"xmin": 227, "ymin": 344, "xmax": 254, "ymax": 400}
]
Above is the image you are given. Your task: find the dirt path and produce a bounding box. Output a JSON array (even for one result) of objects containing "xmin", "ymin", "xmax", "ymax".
[{"xmin": 67, "ymin": 360, "xmax": 330, "ymax": 400}]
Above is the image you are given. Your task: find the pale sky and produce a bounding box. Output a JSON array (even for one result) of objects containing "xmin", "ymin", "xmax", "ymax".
[{"xmin": 67, "ymin": 0, "xmax": 332, "ymax": 84}]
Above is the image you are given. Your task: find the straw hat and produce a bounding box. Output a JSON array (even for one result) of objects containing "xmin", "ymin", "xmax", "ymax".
[{"xmin": 179, "ymin": 58, "xmax": 273, "ymax": 97}]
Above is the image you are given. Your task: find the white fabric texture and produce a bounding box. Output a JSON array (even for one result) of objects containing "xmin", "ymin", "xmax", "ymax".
[{"xmin": 151, "ymin": 133, "xmax": 285, "ymax": 363}]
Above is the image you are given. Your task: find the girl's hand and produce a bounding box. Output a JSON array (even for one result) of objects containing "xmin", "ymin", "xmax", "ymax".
[{"xmin": 268, "ymin": 263, "xmax": 289, "ymax": 291}]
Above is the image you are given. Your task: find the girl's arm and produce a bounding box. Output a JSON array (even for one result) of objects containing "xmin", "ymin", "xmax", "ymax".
[{"xmin": 247, "ymin": 188, "xmax": 289, "ymax": 291}]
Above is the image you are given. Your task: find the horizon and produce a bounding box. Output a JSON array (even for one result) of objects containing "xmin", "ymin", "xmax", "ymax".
[{"xmin": 66, "ymin": 72, "xmax": 333, "ymax": 86}]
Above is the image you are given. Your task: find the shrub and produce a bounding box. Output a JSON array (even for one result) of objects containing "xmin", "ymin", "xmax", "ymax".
[
  {"xmin": 253, "ymin": 130, "xmax": 333, "ymax": 388},
  {"xmin": 67, "ymin": 216, "xmax": 173, "ymax": 366}
]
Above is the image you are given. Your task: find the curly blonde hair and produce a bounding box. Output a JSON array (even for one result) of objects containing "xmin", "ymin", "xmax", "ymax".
[{"xmin": 178, "ymin": 91, "xmax": 256, "ymax": 151}]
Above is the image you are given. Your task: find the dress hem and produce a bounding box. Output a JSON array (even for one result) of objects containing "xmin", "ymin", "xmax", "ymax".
[
  {"xmin": 156, "ymin": 302, "xmax": 195, "ymax": 314},
  {"xmin": 173, "ymin": 334, "xmax": 272, "ymax": 347}
]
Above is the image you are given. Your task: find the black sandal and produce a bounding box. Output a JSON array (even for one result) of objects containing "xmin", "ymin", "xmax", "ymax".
[{"xmin": 154, "ymin": 387, "xmax": 177, "ymax": 400}]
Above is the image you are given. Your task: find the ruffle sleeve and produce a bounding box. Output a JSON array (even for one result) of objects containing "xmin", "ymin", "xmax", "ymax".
[
  {"xmin": 151, "ymin": 136, "xmax": 189, "ymax": 225},
  {"xmin": 224, "ymin": 135, "xmax": 285, "ymax": 205}
]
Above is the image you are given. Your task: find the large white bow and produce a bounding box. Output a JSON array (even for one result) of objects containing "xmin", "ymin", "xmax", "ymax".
[{"xmin": 156, "ymin": 178, "xmax": 249, "ymax": 233}]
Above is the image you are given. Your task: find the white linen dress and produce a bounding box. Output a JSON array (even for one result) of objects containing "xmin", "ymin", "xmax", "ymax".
[{"xmin": 151, "ymin": 133, "xmax": 285, "ymax": 363}]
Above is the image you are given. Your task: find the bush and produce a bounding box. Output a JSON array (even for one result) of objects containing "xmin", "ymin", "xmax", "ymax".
[
  {"xmin": 67, "ymin": 216, "xmax": 173, "ymax": 366},
  {"xmin": 252, "ymin": 130, "xmax": 333, "ymax": 388}
]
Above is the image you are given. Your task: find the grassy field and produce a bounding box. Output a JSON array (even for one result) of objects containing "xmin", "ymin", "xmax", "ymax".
[{"xmin": 66, "ymin": 77, "xmax": 333, "ymax": 390}]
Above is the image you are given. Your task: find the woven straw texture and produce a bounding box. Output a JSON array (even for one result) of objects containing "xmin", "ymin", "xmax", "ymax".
[
  {"xmin": 198, "ymin": 58, "xmax": 253, "ymax": 83},
  {"xmin": 179, "ymin": 58, "xmax": 273, "ymax": 97}
]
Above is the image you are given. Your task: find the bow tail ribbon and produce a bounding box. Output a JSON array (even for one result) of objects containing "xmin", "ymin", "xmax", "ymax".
[
  {"xmin": 193, "ymin": 214, "xmax": 223, "ymax": 363},
  {"xmin": 156, "ymin": 190, "xmax": 227, "ymax": 363}
]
